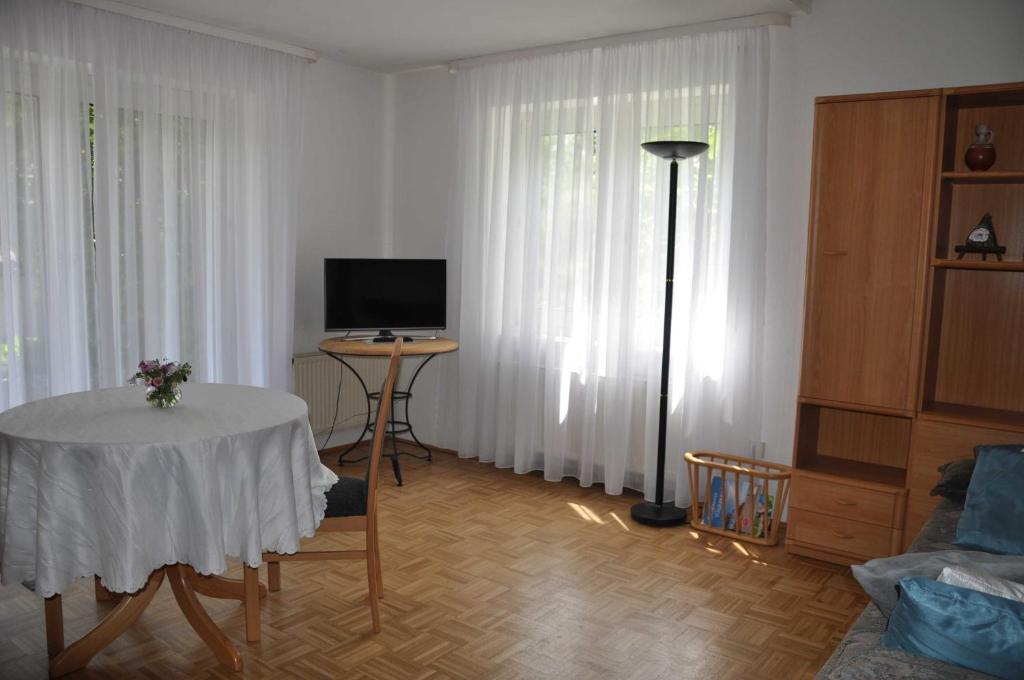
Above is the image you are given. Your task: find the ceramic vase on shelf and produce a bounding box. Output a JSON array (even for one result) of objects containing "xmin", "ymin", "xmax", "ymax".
[{"xmin": 964, "ymin": 124, "xmax": 996, "ymax": 171}]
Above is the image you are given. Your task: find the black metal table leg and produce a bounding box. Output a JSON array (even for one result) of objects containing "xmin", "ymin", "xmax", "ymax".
[
  {"xmin": 319, "ymin": 348, "xmax": 440, "ymax": 485},
  {"xmin": 322, "ymin": 353, "xmax": 374, "ymax": 465},
  {"xmin": 397, "ymin": 354, "xmax": 437, "ymax": 461},
  {"xmin": 403, "ymin": 399, "xmax": 433, "ymax": 462},
  {"xmin": 388, "ymin": 408, "xmax": 404, "ymax": 486}
]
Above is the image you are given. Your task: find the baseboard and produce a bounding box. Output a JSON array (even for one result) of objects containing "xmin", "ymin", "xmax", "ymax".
[{"xmin": 319, "ymin": 437, "xmax": 458, "ymax": 457}]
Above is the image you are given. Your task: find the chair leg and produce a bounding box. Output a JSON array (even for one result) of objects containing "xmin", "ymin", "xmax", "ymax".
[
  {"xmin": 374, "ymin": 518, "xmax": 383, "ymax": 599},
  {"xmin": 243, "ymin": 565, "xmax": 261, "ymax": 643},
  {"xmin": 267, "ymin": 560, "xmax": 281, "ymax": 592},
  {"xmin": 366, "ymin": 529, "xmax": 381, "ymax": 633}
]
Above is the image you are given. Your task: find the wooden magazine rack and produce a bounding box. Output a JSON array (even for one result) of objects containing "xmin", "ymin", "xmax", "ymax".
[{"xmin": 685, "ymin": 451, "xmax": 792, "ymax": 546}]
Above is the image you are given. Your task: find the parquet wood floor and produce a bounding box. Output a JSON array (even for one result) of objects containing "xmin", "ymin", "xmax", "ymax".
[{"xmin": 0, "ymin": 448, "xmax": 867, "ymax": 679}]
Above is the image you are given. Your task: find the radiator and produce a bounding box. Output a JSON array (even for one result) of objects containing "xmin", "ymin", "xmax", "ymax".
[{"xmin": 292, "ymin": 352, "xmax": 389, "ymax": 433}]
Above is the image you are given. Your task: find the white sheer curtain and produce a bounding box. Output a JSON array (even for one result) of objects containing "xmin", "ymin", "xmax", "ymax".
[
  {"xmin": 0, "ymin": 0, "xmax": 304, "ymax": 409},
  {"xmin": 446, "ymin": 27, "xmax": 769, "ymax": 506}
]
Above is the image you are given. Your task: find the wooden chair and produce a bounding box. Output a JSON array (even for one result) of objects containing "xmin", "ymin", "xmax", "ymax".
[{"xmin": 245, "ymin": 338, "xmax": 402, "ymax": 637}]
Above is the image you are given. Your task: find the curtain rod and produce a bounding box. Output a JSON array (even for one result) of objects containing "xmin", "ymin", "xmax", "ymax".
[
  {"xmin": 447, "ymin": 12, "xmax": 789, "ymax": 72},
  {"xmin": 68, "ymin": 0, "xmax": 319, "ymax": 62}
]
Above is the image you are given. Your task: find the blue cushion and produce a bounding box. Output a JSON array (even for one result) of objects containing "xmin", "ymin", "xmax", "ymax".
[
  {"xmin": 881, "ymin": 576, "xmax": 1024, "ymax": 680},
  {"xmin": 955, "ymin": 445, "xmax": 1024, "ymax": 555}
]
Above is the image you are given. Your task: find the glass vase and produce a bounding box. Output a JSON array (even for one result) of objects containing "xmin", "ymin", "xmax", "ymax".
[{"xmin": 146, "ymin": 385, "xmax": 182, "ymax": 408}]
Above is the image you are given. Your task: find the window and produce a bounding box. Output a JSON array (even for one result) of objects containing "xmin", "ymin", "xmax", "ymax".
[{"xmin": 502, "ymin": 88, "xmax": 724, "ymax": 373}]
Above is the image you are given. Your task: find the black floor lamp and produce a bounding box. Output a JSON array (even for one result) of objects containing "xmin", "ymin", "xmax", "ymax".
[{"xmin": 630, "ymin": 140, "xmax": 709, "ymax": 527}]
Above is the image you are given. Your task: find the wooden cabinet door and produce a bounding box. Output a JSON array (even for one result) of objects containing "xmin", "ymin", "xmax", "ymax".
[{"xmin": 800, "ymin": 95, "xmax": 939, "ymax": 411}]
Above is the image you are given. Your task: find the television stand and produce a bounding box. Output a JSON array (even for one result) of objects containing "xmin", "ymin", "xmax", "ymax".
[
  {"xmin": 371, "ymin": 330, "xmax": 415, "ymax": 343},
  {"xmin": 318, "ymin": 336, "xmax": 459, "ymax": 486}
]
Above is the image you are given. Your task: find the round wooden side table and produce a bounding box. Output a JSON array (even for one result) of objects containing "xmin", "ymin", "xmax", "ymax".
[{"xmin": 318, "ymin": 336, "xmax": 458, "ymax": 485}]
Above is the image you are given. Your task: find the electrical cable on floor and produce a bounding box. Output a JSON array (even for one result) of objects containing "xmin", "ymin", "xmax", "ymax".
[
  {"xmin": 318, "ymin": 367, "xmax": 344, "ymax": 453},
  {"xmin": 318, "ymin": 330, "xmax": 352, "ymax": 453}
]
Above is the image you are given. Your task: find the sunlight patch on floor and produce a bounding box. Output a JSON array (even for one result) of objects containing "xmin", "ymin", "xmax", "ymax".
[
  {"xmin": 568, "ymin": 502, "xmax": 606, "ymax": 525},
  {"xmin": 608, "ymin": 512, "xmax": 631, "ymax": 532},
  {"xmin": 731, "ymin": 541, "xmax": 750, "ymax": 557}
]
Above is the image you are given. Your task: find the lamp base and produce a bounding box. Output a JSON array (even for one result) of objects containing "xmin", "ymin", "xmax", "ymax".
[{"xmin": 630, "ymin": 501, "xmax": 689, "ymax": 527}]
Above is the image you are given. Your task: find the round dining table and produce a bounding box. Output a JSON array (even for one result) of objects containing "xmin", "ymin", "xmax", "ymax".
[{"xmin": 0, "ymin": 383, "xmax": 337, "ymax": 677}]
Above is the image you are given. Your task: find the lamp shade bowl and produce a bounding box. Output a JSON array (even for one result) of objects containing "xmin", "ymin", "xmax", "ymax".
[{"xmin": 641, "ymin": 141, "xmax": 709, "ymax": 160}]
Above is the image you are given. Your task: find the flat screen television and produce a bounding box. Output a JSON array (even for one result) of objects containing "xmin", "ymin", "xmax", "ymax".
[{"xmin": 324, "ymin": 258, "xmax": 446, "ymax": 340}]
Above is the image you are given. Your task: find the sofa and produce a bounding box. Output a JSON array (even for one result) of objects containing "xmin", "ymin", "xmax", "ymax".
[{"xmin": 817, "ymin": 498, "xmax": 995, "ymax": 679}]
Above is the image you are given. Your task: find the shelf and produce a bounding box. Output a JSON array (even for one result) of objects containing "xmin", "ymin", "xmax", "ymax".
[
  {"xmin": 797, "ymin": 396, "xmax": 914, "ymax": 418},
  {"xmin": 931, "ymin": 258, "xmax": 1024, "ymax": 271},
  {"xmin": 941, "ymin": 171, "xmax": 1024, "ymax": 183},
  {"xmin": 919, "ymin": 402, "xmax": 1024, "ymax": 434},
  {"xmin": 933, "ymin": 180, "xmax": 1024, "ymax": 261},
  {"xmin": 797, "ymin": 455, "xmax": 907, "ymax": 488}
]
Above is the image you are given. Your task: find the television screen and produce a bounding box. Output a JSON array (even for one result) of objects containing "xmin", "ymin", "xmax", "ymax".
[{"xmin": 324, "ymin": 258, "xmax": 446, "ymax": 332}]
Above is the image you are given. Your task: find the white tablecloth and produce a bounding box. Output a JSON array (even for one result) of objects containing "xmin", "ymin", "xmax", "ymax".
[{"xmin": 0, "ymin": 384, "xmax": 338, "ymax": 597}]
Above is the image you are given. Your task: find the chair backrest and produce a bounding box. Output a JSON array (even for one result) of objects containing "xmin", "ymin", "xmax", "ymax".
[{"xmin": 365, "ymin": 338, "xmax": 403, "ymax": 518}]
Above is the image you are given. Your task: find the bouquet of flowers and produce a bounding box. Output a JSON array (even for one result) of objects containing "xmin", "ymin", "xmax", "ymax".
[{"xmin": 130, "ymin": 359, "xmax": 192, "ymax": 408}]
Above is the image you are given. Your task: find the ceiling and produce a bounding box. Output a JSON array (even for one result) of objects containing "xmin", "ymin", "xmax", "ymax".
[{"xmin": 103, "ymin": 0, "xmax": 807, "ymax": 72}]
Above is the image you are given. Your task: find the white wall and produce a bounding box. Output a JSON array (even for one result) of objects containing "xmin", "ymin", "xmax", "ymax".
[
  {"xmin": 391, "ymin": 68, "xmax": 456, "ymax": 262},
  {"xmin": 384, "ymin": 0, "xmax": 1024, "ymax": 459},
  {"xmin": 761, "ymin": 0, "xmax": 1024, "ymax": 463},
  {"xmin": 389, "ymin": 67, "xmax": 457, "ymax": 443},
  {"xmin": 294, "ymin": 57, "xmax": 389, "ymax": 354}
]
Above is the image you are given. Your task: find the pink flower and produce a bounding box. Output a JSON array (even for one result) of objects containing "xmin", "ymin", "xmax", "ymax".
[{"xmin": 151, "ymin": 376, "xmax": 164, "ymax": 387}]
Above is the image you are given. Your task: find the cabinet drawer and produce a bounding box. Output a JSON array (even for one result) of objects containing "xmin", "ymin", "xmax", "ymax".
[
  {"xmin": 788, "ymin": 508, "xmax": 895, "ymax": 560},
  {"xmin": 790, "ymin": 475, "xmax": 900, "ymax": 527}
]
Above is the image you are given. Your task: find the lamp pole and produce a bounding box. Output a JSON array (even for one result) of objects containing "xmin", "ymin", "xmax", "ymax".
[{"xmin": 630, "ymin": 141, "xmax": 709, "ymax": 527}]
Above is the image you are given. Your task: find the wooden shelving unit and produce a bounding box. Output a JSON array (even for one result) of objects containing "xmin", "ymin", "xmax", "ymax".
[
  {"xmin": 923, "ymin": 82, "xmax": 1024, "ymax": 439},
  {"xmin": 788, "ymin": 81, "xmax": 1024, "ymax": 566},
  {"xmin": 904, "ymin": 83, "xmax": 1024, "ymax": 541}
]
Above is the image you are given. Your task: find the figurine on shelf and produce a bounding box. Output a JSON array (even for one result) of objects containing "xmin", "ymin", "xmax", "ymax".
[
  {"xmin": 964, "ymin": 124, "xmax": 996, "ymax": 171},
  {"xmin": 955, "ymin": 213, "xmax": 1006, "ymax": 261}
]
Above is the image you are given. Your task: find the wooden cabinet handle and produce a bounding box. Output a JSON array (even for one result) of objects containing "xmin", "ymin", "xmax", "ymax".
[
  {"xmin": 822, "ymin": 250, "xmax": 848, "ymax": 256},
  {"xmin": 831, "ymin": 530, "xmax": 854, "ymax": 540},
  {"xmin": 834, "ymin": 498, "xmax": 857, "ymax": 506}
]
